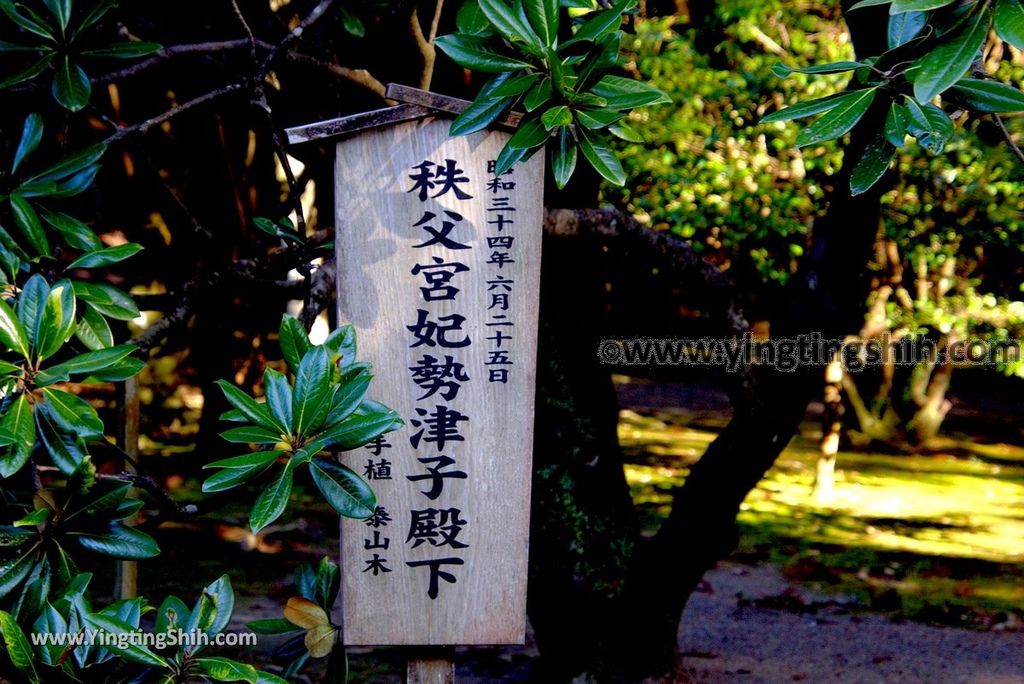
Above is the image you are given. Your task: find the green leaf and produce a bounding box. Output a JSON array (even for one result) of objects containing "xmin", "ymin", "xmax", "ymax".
[
  {"xmin": 552, "ymin": 127, "xmax": 577, "ymax": 189},
  {"xmin": 33, "ymin": 602, "xmax": 68, "ymax": 666},
  {"xmin": 52, "ymin": 57, "xmax": 91, "ymax": 111},
  {"xmin": 339, "ymin": 7, "xmax": 365, "ymax": 37},
  {"xmin": 42, "ymin": 387, "xmax": 104, "ymax": 438},
  {"xmin": 30, "ymin": 144, "xmax": 106, "ymax": 184},
  {"xmin": 82, "ymin": 612, "xmax": 167, "ymax": 667},
  {"xmin": 315, "ymin": 556, "xmax": 340, "ymax": 609},
  {"xmin": 66, "ymin": 243, "xmax": 143, "ymax": 270},
  {"xmin": 39, "ymin": 209, "xmax": 103, "ymax": 252},
  {"xmin": 0, "ymin": 545, "xmax": 39, "ymax": 599},
  {"xmin": 609, "ymin": 121, "xmax": 643, "ymax": 142},
  {"xmin": 891, "ymin": 0, "xmax": 956, "ymax": 11},
  {"xmin": 42, "ymin": 0, "xmax": 70, "ymax": 29},
  {"xmin": 250, "ymin": 466, "xmax": 293, "ymax": 532},
  {"xmin": 541, "ymin": 105, "xmax": 573, "ymax": 130},
  {"xmin": 577, "ymin": 128, "xmax": 626, "ymax": 185},
  {"xmin": 771, "ymin": 60, "xmax": 866, "ymax": 77},
  {"xmin": 492, "ymin": 71, "xmax": 541, "ymax": 97},
  {"xmin": 761, "ymin": 91, "xmax": 861, "ymax": 123},
  {"xmin": 494, "ymin": 118, "xmax": 548, "ymax": 174},
  {"xmin": 71, "ymin": 523, "xmax": 159, "ymax": 559},
  {"xmin": 575, "ymin": 107, "xmax": 623, "ymax": 128},
  {"xmin": 319, "ymin": 401, "xmax": 403, "ymax": 450},
  {"xmin": 0, "ymin": 294, "xmax": 31, "ymax": 358},
  {"xmin": 309, "ymin": 459, "xmax": 376, "ymax": 519},
  {"xmin": 848, "ymin": 0, "xmax": 893, "ymax": 10},
  {"xmin": 0, "ymin": 395, "xmax": 35, "ymax": 477},
  {"xmin": 479, "ymin": 0, "xmax": 544, "ymax": 52},
  {"xmin": 434, "ymin": 34, "xmax": 533, "ymax": 73},
  {"xmin": 949, "ymin": 78, "xmax": 1024, "ymax": 112},
  {"xmin": 220, "ymin": 425, "xmax": 283, "ymax": 445},
  {"xmin": 200, "ymin": 575, "xmax": 234, "ymax": 637},
  {"xmin": 264, "ymin": 368, "xmax": 293, "ymax": 433},
  {"xmin": 0, "ymin": 609, "xmax": 39, "ymax": 683},
  {"xmin": 10, "ymin": 195, "xmax": 51, "ymax": 258},
  {"xmin": 293, "ymin": 346, "xmax": 333, "ymax": 437},
  {"xmin": 795, "ymin": 88, "xmax": 877, "ymax": 147},
  {"xmin": 196, "ymin": 657, "xmax": 260, "ymax": 684},
  {"xmin": 35, "ymin": 279, "xmax": 76, "ymax": 361},
  {"xmin": 202, "ymin": 452, "xmax": 280, "ymax": 493},
  {"xmin": 449, "ymin": 77, "xmax": 516, "ymax": 136},
  {"xmin": 71, "ymin": 281, "xmax": 139, "ymax": 320},
  {"xmin": 995, "ymin": 0, "xmax": 1024, "ymax": 49},
  {"xmin": 884, "ymin": 102, "xmax": 908, "ymax": 147},
  {"xmin": 903, "ymin": 99, "xmax": 953, "ymax": 152},
  {"xmin": 64, "ymin": 479, "xmax": 130, "ymax": 520},
  {"xmin": 524, "ymin": 0, "xmax": 559, "ymax": 44},
  {"xmin": 524, "ymin": 77, "xmax": 553, "ymax": 111},
  {"xmin": 77, "ymin": 0, "xmax": 117, "ymax": 32},
  {"xmin": 81, "ymin": 42, "xmax": 163, "ymax": 58},
  {"xmin": 911, "ymin": 6, "xmax": 990, "ymax": 103},
  {"xmin": 888, "ymin": 10, "xmax": 927, "ymax": 48},
  {"xmin": 18, "ymin": 274, "xmax": 49, "ymax": 346},
  {"xmin": 324, "ymin": 367, "xmax": 372, "ymax": 429},
  {"xmin": 0, "ymin": 0, "xmax": 53, "ymax": 39},
  {"xmin": 0, "ymin": 55, "xmax": 54, "ymax": 90},
  {"xmin": 216, "ymin": 380, "xmax": 281, "ymax": 433},
  {"xmin": 36, "ymin": 407, "xmax": 86, "ymax": 474},
  {"xmin": 75, "ymin": 305, "xmax": 114, "ymax": 350},
  {"xmin": 456, "ymin": 0, "xmax": 491, "ymax": 34},
  {"xmin": 850, "ymin": 134, "xmax": 896, "ymax": 196},
  {"xmin": 39, "ymin": 344, "xmax": 136, "ymax": 382},
  {"xmin": 589, "ymin": 75, "xmax": 670, "ymax": 110},
  {"xmin": 12, "ymin": 113, "xmax": 43, "ymax": 174},
  {"xmin": 560, "ymin": 1, "xmax": 628, "ymax": 49},
  {"xmin": 279, "ymin": 315, "xmax": 311, "ymax": 373}
]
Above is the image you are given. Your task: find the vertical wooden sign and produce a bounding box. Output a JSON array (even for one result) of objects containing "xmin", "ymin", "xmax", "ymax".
[{"xmin": 333, "ymin": 117, "xmax": 543, "ymax": 645}]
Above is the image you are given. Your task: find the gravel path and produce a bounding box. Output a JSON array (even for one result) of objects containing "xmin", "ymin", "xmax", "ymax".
[{"xmin": 680, "ymin": 562, "xmax": 1024, "ymax": 684}]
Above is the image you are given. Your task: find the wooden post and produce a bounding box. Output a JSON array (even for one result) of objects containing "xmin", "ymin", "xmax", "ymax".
[
  {"xmin": 114, "ymin": 375, "xmax": 140, "ymax": 599},
  {"xmin": 407, "ymin": 648, "xmax": 455, "ymax": 684}
]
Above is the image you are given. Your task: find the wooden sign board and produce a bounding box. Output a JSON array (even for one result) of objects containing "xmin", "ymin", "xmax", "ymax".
[{"xmin": 333, "ymin": 116, "xmax": 543, "ymax": 645}]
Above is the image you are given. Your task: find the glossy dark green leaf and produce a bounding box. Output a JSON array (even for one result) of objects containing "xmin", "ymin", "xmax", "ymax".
[
  {"xmin": 247, "ymin": 617, "xmax": 301, "ymax": 635},
  {"xmin": 71, "ymin": 523, "xmax": 159, "ymax": 559},
  {"xmin": 541, "ymin": 105, "xmax": 573, "ymax": 130},
  {"xmin": 523, "ymin": 77, "xmax": 553, "ymax": 111},
  {"xmin": 64, "ymin": 479, "xmax": 130, "ymax": 520},
  {"xmin": 762, "ymin": 91, "xmax": 863, "ymax": 124},
  {"xmin": 884, "ymin": 102, "xmax": 908, "ymax": 147},
  {"xmin": 524, "ymin": 0, "xmax": 559, "ymax": 44},
  {"xmin": 82, "ymin": 612, "xmax": 167, "ymax": 666},
  {"xmin": 995, "ymin": 0, "xmax": 1024, "ymax": 49},
  {"xmin": 216, "ymin": 380, "xmax": 281, "ymax": 433},
  {"xmin": 33, "ymin": 602, "xmax": 68, "ymax": 665},
  {"xmin": 795, "ymin": 88, "xmax": 877, "ymax": 147},
  {"xmin": 0, "ymin": 55, "xmax": 54, "ymax": 89},
  {"xmin": 77, "ymin": 0, "xmax": 117, "ymax": 33},
  {"xmin": 588, "ymin": 74, "xmax": 671, "ymax": 110},
  {"xmin": 891, "ymin": 0, "xmax": 956, "ymax": 11},
  {"xmin": 81, "ymin": 42, "xmax": 162, "ymax": 58},
  {"xmin": 850, "ymin": 134, "xmax": 896, "ymax": 195},
  {"xmin": 196, "ymin": 657, "xmax": 260, "ymax": 683},
  {"xmin": 42, "ymin": 0, "xmax": 70, "ymax": 29},
  {"xmin": 434, "ymin": 34, "xmax": 533, "ymax": 73},
  {"xmin": 609, "ymin": 121, "xmax": 643, "ymax": 142},
  {"xmin": 0, "ymin": 295, "xmax": 30, "ymax": 358},
  {"xmin": 888, "ymin": 10, "xmax": 927, "ymax": 48},
  {"xmin": 264, "ymin": 368, "xmax": 293, "ymax": 433},
  {"xmin": 771, "ymin": 60, "xmax": 866, "ymax": 77},
  {"xmin": 74, "ymin": 305, "xmax": 114, "ymax": 351},
  {"xmin": 560, "ymin": 1, "xmax": 628, "ymax": 49},
  {"xmin": 30, "ymin": 144, "xmax": 106, "ymax": 184},
  {"xmin": 279, "ymin": 315, "xmax": 311, "ymax": 373},
  {"xmin": 9, "ymin": 195, "xmax": 51, "ymax": 258},
  {"xmin": 575, "ymin": 107, "xmax": 623, "ymax": 129},
  {"xmin": 319, "ymin": 401, "xmax": 403, "ymax": 450},
  {"xmin": 0, "ymin": 394, "xmax": 35, "ymax": 477},
  {"xmin": 220, "ymin": 425, "xmax": 283, "ymax": 445},
  {"xmin": 250, "ymin": 465, "xmax": 293, "ymax": 532},
  {"xmin": 904, "ymin": 98, "xmax": 953, "ymax": 152},
  {"xmin": 0, "ymin": 545, "xmax": 39, "ymax": 599},
  {"xmin": 35, "ymin": 278, "xmax": 76, "ymax": 360},
  {"xmin": 66, "ymin": 243, "xmax": 143, "ymax": 270},
  {"xmin": 39, "ymin": 208, "xmax": 103, "ymax": 252},
  {"xmin": 911, "ymin": 6, "xmax": 990, "ymax": 102},
  {"xmin": 494, "ymin": 118, "xmax": 548, "ymax": 174},
  {"xmin": 449, "ymin": 86, "xmax": 515, "ymax": 136},
  {"xmin": 949, "ymin": 78, "xmax": 1024, "ymax": 112},
  {"xmin": 847, "ymin": 0, "xmax": 892, "ymax": 11},
  {"xmin": 456, "ymin": 0, "xmax": 491, "ymax": 35},
  {"xmin": 315, "ymin": 556, "xmax": 340, "ymax": 610},
  {"xmin": 71, "ymin": 281, "xmax": 139, "ymax": 320},
  {"xmin": 17, "ymin": 274, "xmax": 48, "ymax": 347},
  {"xmin": 52, "ymin": 57, "xmax": 91, "ymax": 111},
  {"xmin": 552, "ymin": 127, "xmax": 577, "ymax": 189},
  {"xmin": 202, "ymin": 452, "xmax": 280, "ymax": 493},
  {"xmin": 50, "ymin": 165, "xmax": 100, "ymax": 198},
  {"xmin": 479, "ymin": 0, "xmax": 544, "ymax": 52},
  {"xmin": 36, "ymin": 406, "xmax": 86, "ymax": 474},
  {"xmin": 40, "ymin": 344, "xmax": 135, "ymax": 382},
  {"xmin": 293, "ymin": 346, "xmax": 333, "ymax": 437},
  {"xmin": 199, "ymin": 574, "xmax": 234, "ymax": 637},
  {"xmin": 0, "ymin": 609, "xmax": 38, "ymax": 683},
  {"xmin": 577, "ymin": 128, "xmax": 626, "ymax": 185},
  {"xmin": 323, "ymin": 367, "xmax": 371, "ymax": 429},
  {"xmin": 492, "ymin": 71, "xmax": 541, "ymax": 97},
  {"xmin": 0, "ymin": 0, "xmax": 53, "ymax": 39},
  {"xmin": 309, "ymin": 459, "xmax": 376, "ymax": 519},
  {"xmin": 12, "ymin": 113, "xmax": 43, "ymax": 174},
  {"xmin": 42, "ymin": 387, "xmax": 104, "ymax": 438}
]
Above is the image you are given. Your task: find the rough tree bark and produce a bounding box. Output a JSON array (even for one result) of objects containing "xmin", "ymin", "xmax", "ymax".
[{"xmin": 527, "ymin": 4, "xmax": 897, "ymax": 681}]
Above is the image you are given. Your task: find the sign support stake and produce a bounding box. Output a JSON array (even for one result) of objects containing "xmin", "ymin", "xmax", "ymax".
[{"xmin": 407, "ymin": 647, "xmax": 455, "ymax": 684}]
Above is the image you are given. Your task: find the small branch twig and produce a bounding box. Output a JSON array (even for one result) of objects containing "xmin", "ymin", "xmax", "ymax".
[
  {"xmin": 995, "ymin": 114, "xmax": 1024, "ymax": 165},
  {"xmin": 229, "ymin": 0, "xmax": 258, "ymax": 65},
  {"xmin": 256, "ymin": 0, "xmax": 338, "ymax": 81},
  {"xmin": 410, "ymin": 2, "xmax": 443, "ymax": 90},
  {"xmin": 103, "ymin": 84, "xmax": 245, "ymax": 145}
]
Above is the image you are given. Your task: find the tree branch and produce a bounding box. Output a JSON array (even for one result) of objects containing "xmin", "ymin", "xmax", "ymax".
[{"xmin": 103, "ymin": 83, "xmax": 245, "ymax": 145}]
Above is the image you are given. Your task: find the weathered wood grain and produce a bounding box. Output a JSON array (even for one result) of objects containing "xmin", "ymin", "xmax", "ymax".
[{"xmin": 334, "ymin": 117, "xmax": 542, "ymax": 645}]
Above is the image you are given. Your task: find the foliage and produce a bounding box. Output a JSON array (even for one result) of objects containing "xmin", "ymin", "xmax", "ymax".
[{"xmin": 436, "ymin": 0, "xmax": 670, "ymax": 187}]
